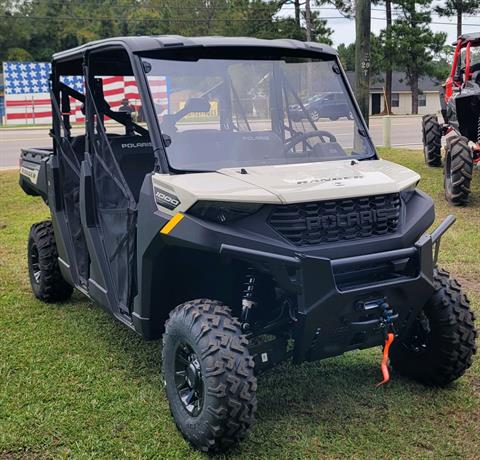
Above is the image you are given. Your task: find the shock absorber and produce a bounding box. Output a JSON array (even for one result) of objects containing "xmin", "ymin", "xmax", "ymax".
[{"xmin": 241, "ymin": 267, "xmax": 257, "ymax": 328}]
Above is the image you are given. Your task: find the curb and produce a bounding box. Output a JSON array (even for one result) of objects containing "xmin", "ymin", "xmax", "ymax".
[{"xmin": 0, "ymin": 166, "xmax": 19, "ymax": 171}]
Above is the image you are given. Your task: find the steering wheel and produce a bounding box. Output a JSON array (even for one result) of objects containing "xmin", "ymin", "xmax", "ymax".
[{"xmin": 284, "ymin": 130, "xmax": 337, "ymax": 154}]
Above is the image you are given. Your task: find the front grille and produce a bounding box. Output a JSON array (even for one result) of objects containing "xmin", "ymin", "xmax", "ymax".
[{"xmin": 268, "ymin": 194, "xmax": 401, "ymax": 246}]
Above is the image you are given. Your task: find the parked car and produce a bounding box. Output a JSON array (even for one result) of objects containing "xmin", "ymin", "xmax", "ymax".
[{"xmin": 289, "ymin": 92, "xmax": 352, "ymax": 121}]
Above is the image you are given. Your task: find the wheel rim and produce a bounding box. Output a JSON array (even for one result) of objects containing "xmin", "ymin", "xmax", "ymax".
[
  {"xmin": 174, "ymin": 342, "xmax": 204, "ymax": 416},
  {"xmin": 402, "ymin": 312, "xmax": 431, "ymax": 354},
  {"xmin": 310, "ymin": 110, "xmax": 319, "ymax": 121},
  {"xmin": 30, "ymin": 244, "xmax": 41, "ymax": 284}
]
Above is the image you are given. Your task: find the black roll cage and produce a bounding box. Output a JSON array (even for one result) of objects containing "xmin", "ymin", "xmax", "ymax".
[{"xmin": 51, "ymin": 43, "xmax": 171, "ymax": 174}]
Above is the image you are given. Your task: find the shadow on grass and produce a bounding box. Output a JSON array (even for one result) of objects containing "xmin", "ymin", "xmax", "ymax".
[{"xmin": 51, "ymin": 296, "xmax": 452, "ymax": 426}]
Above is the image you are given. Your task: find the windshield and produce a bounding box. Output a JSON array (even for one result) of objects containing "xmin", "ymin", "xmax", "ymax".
[{"xmin": 143, "ymin": 56, "xmax": 374, "ymax": 172}]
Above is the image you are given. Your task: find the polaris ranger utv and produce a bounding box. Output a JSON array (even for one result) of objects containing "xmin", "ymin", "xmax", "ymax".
[
  {"xmin": 20, "ymin": 36, "xmax": 476, "ymax": 453},
  {"xmin": 422, "ymin": 33, "xmax": 480, "ymax": 205}
]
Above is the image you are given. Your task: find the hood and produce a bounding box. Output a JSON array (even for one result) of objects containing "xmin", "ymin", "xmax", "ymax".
[
  {"xmin": 217, "ymin": 159, "xmax": 420, "ymax": 204},
  {"xmin": 152, "ymin": 158, "xmax": 420, "ymax": 215}
]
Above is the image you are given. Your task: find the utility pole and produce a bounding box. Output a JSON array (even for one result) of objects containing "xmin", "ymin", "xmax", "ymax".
[
  {"xmin": 385, "ymin": 0, "xmax": 392, "ymax": 114},
  {"xmin": 457, "ymin": 6, "xmax": 462, "ymax": 38},
  {"xmin": 304, "ymin": 0, "xmax": 312, "ymax": 41},
  {"xmin": 304, "ymin": 0, "xmax": 313, "ymax": 97},
  {"xmin": 355, "ymin": 0, "xmax": 371, "ymax": 126}
]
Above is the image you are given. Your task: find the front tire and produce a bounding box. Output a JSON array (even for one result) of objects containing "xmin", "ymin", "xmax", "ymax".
[
  {"xmin": 390, "ymin": 268, "xmax": 477, "ymax": 387},
  {"xmin": 444, "ymin": 136, "xmax": 473, "ymax": 206},
  {"xmin": 27, "ymin": 221, "xmax": 73, "ymax": 302},
  {"xmin": 422, "ymin": 114, "xmax": 442, "ymax": 167},
  {"xmin": 162, "ymin": 299, "xmax": 257, "ymax": 453}
]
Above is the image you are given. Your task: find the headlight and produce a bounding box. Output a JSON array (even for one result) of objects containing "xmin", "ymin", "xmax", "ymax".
[
  {"xmin": 188, "ymin": 201, "xmax": 263, "ymax": 223},
  {"xmin": 400, "ymin": 183, "xmax": 418, "ymax": 203}
]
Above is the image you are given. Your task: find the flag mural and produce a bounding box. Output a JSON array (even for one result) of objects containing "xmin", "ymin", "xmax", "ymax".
[
  {"xmin": 3, "ymin": 62, "xmax": 59, "ymax": 124},
  {"xmin": 2, "ymin": 61, "xmax": 168, "ymax": 125}
]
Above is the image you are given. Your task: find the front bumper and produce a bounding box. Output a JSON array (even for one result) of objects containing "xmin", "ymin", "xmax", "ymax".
[{"xmin": 220, "ymin": 215, "xmax": 455, "ymax": 363}]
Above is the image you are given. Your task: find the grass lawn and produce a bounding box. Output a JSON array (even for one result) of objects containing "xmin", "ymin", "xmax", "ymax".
[{"xmin": 0, "ymin": 148, "xmax": 479, "ymax": 459}]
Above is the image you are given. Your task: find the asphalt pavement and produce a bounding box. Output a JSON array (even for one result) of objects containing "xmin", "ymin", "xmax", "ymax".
[{"xmin": 0, "ymin": 116, "xmax": 424, "ymax": 169}]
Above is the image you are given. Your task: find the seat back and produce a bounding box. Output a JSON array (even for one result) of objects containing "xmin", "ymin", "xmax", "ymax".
[
  {"xmin": 108, "ymin": 135, "xmax": 155, "ymax": 201},
  {"xmin": 166, "ymin": 130, "xmax": 284, "ymax": 169}
]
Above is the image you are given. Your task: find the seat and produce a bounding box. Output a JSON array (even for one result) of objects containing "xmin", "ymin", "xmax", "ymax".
[
  {"xmin": 71, "ymin": 135, "xmax": 86, "ymax": 164},
  {"xmin": 472, "ymin": 70, "xmax": 480, "ymax": 86},
  {"xmin": 108, "ymin": 135, "xmax": 155, "ymax": 201},
  {"xmin": 70, "ymin": 133, "xmax": 121, "ymax": 165},
  {"xmin": 166, "ymin": 130, "xmax": 285, "ymax": 169}
]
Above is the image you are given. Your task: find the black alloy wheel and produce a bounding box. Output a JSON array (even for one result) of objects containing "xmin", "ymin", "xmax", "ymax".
[{"xmin": 174, "ymin": 342, "xmax": 204, "ymax": 417}]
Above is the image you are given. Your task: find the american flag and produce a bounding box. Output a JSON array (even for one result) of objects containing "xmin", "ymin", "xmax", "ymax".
[{"xmin": 3, "ymin": 61, "xmax": 169, "ymax": 125}]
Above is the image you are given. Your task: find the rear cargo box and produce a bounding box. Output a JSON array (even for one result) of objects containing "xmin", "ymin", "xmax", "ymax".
[{"xmin": 19, "ymin": 148, "xmax": 53, "ymax": 199}]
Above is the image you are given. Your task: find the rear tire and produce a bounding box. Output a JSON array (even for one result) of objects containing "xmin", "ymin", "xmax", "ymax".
[
  {"xmin": 162, "ymin": 299, "xmax": 257, "ymax": 453},
  {"xmin": 422, "ymin": 114, "xmax": 442, "ymax": 167},
  {"xmin": 27, "ymin": 221, "xmax": 73, "ymax": 302},
  {"xmin": 390, "ymin": 268, "xmax": 477, "ymax": 387},
  {"xmin": 444, "ymin": 136, "xmax": 473, "ymax": 206}
]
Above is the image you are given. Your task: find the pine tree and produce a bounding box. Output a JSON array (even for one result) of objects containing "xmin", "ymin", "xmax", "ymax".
[
  {"xmin": 435, "ymin": 0, "xmax": 480, "ymax": 38},
  {"xmin": 390, "ymin": 0, "xmax": 446, "ymax": 114}
]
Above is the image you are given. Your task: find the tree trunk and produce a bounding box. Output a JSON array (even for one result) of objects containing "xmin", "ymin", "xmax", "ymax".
[
  {"xmin": 385, "ymin": 0, "xmax": 392, "ymax": 114},
  {"xmin": 355, "ymin": 0, "xmax": 371, "ymax": 126},
  {"xmin": 457, "ymin": 9, "xmax": 462, "ymax": 38},
  {"xmin": 294, "ymin": 0, "xmax": 300, "ymax": 27},
  {"xmin": 411, "ymin": 74, "xmax": 419, "ymax": 115},
  {"xmin": 304, "ymin": 0, "xmax": 312, "ymax": 41}
]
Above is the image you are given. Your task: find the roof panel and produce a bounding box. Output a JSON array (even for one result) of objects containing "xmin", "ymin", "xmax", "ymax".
[
  {"xmin": 52, "ymin": 35, "xmax": 337, "ymax": 62},
  {"xmin": 454, "ymin": 32, "xmax": 480, "ymax": 47}
]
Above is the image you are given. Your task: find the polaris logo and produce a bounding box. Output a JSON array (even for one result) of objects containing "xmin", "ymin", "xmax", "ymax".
[
  {"xmin": 241, "ymin": 135, "xmax": 270, "ymax": 141},
  {"xmin": 121, "ymin": 142, "xmax": 152, "ymax": 149},
  {"xmin": 306, "ymin": 208, "xmax": 397, "ymax": 231},
  {"xmin": 154, "ymin": 187, "xmax": 180, "ymax": 210}
]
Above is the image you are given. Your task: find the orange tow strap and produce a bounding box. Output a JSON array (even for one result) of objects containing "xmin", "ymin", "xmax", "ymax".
[{"xmin": 376, "ymin": 332, "xmax": 395, "ymax": 387}]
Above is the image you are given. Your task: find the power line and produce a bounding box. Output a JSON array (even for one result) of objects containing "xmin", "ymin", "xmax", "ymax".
[
  {"xmin": 22, "ymin": 1, "xmax": 480, "ymax": 18},
  {"xmin": 2, "ymin": 14, "xmax": 480, "ymax": 27},
  {"xmin": 5, "ymin": 0, "xmax": 480, "ymax": 27},
  {"xmin": 371, "ymin": 16, "xmax": 480, "ymax": 27},
  {"xmin": 0, "ymin": 14, "xmax": 314, "ymax": 22}
]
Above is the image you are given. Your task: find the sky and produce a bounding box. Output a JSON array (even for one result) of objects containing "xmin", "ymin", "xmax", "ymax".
[{"xmin": 278, "ymin": 3, "xmax": 480, "ymax": 47}]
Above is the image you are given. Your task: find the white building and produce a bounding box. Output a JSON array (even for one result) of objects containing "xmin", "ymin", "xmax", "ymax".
[{"xmin": 346, "ymin": 71, "xmax": 442, "ymax": 116}]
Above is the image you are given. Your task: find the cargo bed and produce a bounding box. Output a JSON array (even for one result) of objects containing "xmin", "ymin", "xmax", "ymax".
[{"xmin": 19, "ymin": 147, "xmax": 53, "ymax": 200}]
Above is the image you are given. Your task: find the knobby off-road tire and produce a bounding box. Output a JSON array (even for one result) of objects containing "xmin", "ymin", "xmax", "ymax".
[
  {"xmin": 390, "ymin": 268, "xmax": 477, "ymax": 387},
  {"xmin": 422, "ymin": 114, "xmax": 442, "ymax": 167},
  {"xmin": 444, "ymin": 136, "xmax": 473, "ymax": 206},
  {"xmin": 162, "ymin": 299, "xmax": 257, "ymax": 453},
  {"xmin": 27, "ymin": 221, "xmax": 73, "ymax": 302}
]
